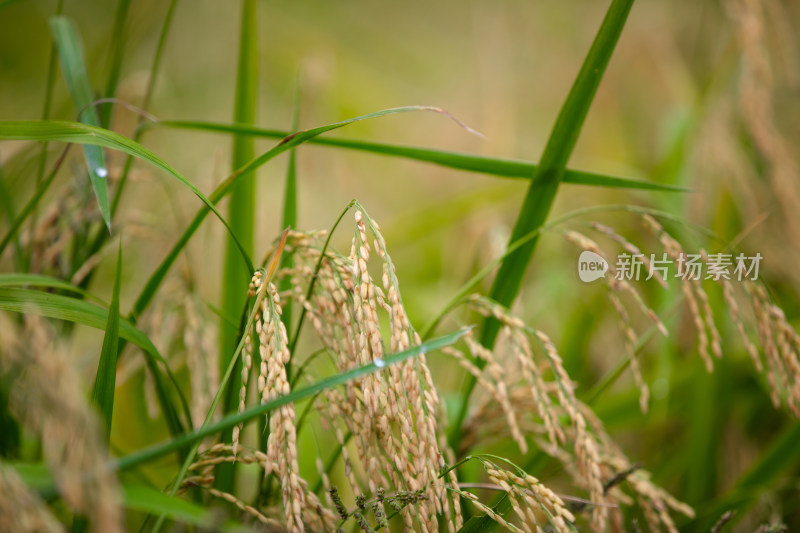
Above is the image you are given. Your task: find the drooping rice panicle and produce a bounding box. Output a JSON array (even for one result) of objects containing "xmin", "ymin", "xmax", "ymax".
[{"xmin": 1, "ymin": 316, "xmax": 123, "ymax": 533}]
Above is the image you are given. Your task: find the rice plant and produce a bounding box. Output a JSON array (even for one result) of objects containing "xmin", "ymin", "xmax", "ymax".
[{"xmin": 1, "ymin": 0, "xmax": 799, "ymax": 532}]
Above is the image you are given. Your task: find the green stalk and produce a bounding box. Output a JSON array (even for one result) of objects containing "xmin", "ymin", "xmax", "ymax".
[
  {"xmin": 448, "ymin": 0, "xmax": 636, "ymax": 452},
  {"xmin": 91, "ymin": 243, "xmax": 122, "ymax": 442},
  {"xmin": 216, "ymin": 0, "xmax": 258, "ymax": 495}
]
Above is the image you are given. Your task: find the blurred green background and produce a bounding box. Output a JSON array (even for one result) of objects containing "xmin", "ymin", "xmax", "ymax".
[{"xmin": 2, "ymin": 0, "xmax": 800, "ymax": 531}]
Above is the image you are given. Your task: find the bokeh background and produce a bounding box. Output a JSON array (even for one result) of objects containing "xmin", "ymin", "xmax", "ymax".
[{"xmin": 2, "ymin": 0, "xmax": 800, "ymax": 530}]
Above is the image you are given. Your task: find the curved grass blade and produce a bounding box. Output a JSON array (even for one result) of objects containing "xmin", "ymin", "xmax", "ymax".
[
  {"xmin": 50, "ymin": 16, "xmax": 111, "ymax": 230},
  {"xmin": 449, "ymin": 0, "xmax": 636, "ymax": 451},
  {"xmin": 115, "ymin": 326, "xmax": 472, "ymax": 471},
  {"xmin": 130, "ymin": 106, "xmax": 471, "ymax": 321},
  {"xmin": 151, "ymin": 120, "xmax": 687, "ymax": 193},
  {"xmin": 0, "ymin": 287, "xmax": 189, "ymax": 441},
  {"xmin": 0, "ymin": 273, "xmax": 107, "ymax": 305},
  {"xmin": 0, "ymin": 120, "xmax": 253, "ymax": 276},
  {"xmin": 91, "ymin": 243, "xmax": 122, "ymax": 442}
]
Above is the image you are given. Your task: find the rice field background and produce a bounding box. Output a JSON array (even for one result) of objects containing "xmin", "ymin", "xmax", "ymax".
[{"xmin": 1, "ymin": 0, "xmax": 799, "ymax": 531}]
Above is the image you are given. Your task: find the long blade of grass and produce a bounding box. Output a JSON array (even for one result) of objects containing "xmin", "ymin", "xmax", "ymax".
[
  {"xmin": 91, "ymin": 243, "xmax": 122, "ymax": 442},
  {"xmin": 216, "ymin": 0, "xmax": 259, "ymax": 497},
  {"xmin": 149, "ymin": 120, "xmax": 687, "ymax": 193},
  {"xmin": 72, "ymin": 243, "xmax": 124, "ymax": 533},
  {"xmin": 449, "ymin": 0, "xmax": 636, "ymax": 451},
  {"xmin": 0, "ymin": 287, "xmax": 188, "ymax": 440},
  {"xmin": 129, "ymin": 106, "xmax": 471, "ymax": 321},
  {"xmin": 0, "ymin": 273, "xmax": 107, "ymax": 305},
  {"xmin": 0, "ymin": 120, "xmax": 253, "ymax": 275},
  {"xmin": 49, "ymin": 16, "xmax": 111, "ymax": 230},
  {"xmin": 0, "ymin": 288, "xmax": 154, "ymax": 355},
  {"xmin": 115, "ymin": 327, "xmax": 472, "ymax": 471}
]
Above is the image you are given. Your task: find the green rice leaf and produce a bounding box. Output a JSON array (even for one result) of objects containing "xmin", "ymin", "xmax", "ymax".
[
  {"xmin": 483, "ymin": 0, "xmax": 636, "ymax": 343},
  {"xmin": 215, "ymin": 0, "xmax": 259, "ymax": 498},
  {"xmin": 115, "ymin": 326, "xmax": 472, "ymax": 471},
  {"xmin": 0, "ymin": 287, "xmax": 154, "ymax": 354},
  {"xmin": 151, "ymin": 120, "xmax": 687, "ymax": 193},
  {"xmin": 49, "ymin": 16, "xmax": 111, "ymax": 230},
  {"xmin": 91, "ymin": 243, "xmax": 122, "ymax": 443},
  {"xmin": 0, "ymin": 273, "xmax": 106, "ymax": 305},
  {"xmin": 449, "ymin": 0, "xmax": 636, "ymax": 451}
]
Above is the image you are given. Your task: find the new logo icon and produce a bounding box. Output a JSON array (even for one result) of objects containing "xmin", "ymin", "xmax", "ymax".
[{"xmin": 578, "ymin": 250, "xmax": 608, "ymax": 282}]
